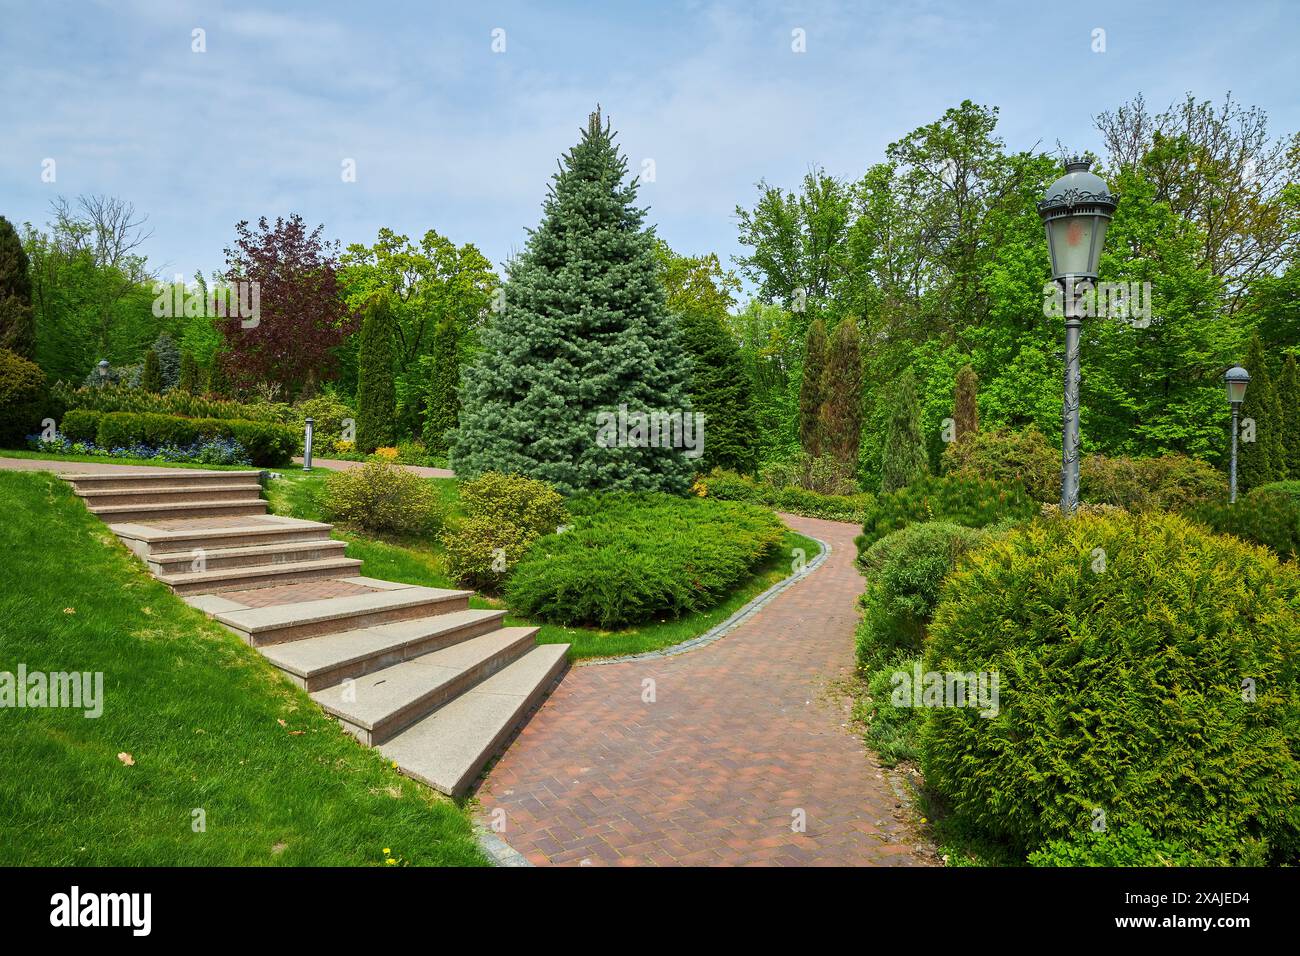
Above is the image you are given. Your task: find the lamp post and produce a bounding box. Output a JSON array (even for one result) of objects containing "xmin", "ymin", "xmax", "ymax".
[
  {"xmin": 1038, "ymin": 157, "xmax": 1119, "ymax": 515},
  {"xmin": 1224, "ymin": 366, "xmax": 1250, "ymax": 504},
  {"xmin": 303, "ymin": 417, "xmax": 314, "ymax": 472},
  {"xmin": 96, "ymin": 359, "xmax": 109, "ymax": 385}
]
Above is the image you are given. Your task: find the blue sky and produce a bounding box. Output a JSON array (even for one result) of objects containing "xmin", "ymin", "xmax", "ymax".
[{"xmin": 2, "ymin": 0, "xmax": 1297, "ymax": 287}]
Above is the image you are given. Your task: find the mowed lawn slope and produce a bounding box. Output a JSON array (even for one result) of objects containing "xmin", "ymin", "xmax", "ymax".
[{"xmin": 0, "ymin": 471, "xmax": 486, "ymax": 866}]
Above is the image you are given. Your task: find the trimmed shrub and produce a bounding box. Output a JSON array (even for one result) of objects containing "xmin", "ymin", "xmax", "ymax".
[
  {"xmin": 1081, "ymin": 452, "xmax": 1225, "ymax": 512},
  {"xmin": 922, "ymin": 511, "xmax": 1300, "ymax": 863},
  {"xmin": 0, "ymin": 347, "xmax": 47, "ymax": 445},
  {"xmin": 1028, "ymin": 826, "xmax": 1211, "ymax": 867},
  {"xmin": 92, "ymin": 412, "xmax": 297, "ymax": 466},
  {"xmin": 60, "ymin": 409, "xmax": 102, "ymax": 443},
  {"xmin": 694, "ymin": 468, "xmax": 874, "ymax": 523},
  {"xmin": 855, "ymin": 522, "xmax": 988, "ymax": 668},
  {"xmin": 941, "ymin": 427, "xmax": 1058, "ymax": 501},
  {"xmin": 1187, "ymin": 486, "xmax": 1300, "ymax": 561},
  {"xmin": 760, "ymin": 452, "xmax": 859, "ymax": 496},
  {"xmin": 857, "ymin": 474, "xmax": 1036, "ymax": 551},
  {"xmin": 458, "ymin": 472, "xmax": 567, "ymax": 538},
  {"xmin": 441, "ymin": 517, "xmax": 539, "ymax": 593},
  {"xmin": 322, "ymin": 460, "xmax": 443, "ymax": 536},
  {"xmin": 505, "ymin": 493, "xmax": 785, "ymax": 628}
]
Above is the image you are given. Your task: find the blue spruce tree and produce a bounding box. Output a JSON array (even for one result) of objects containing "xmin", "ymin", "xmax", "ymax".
[{"xmin": 452, "ymin": 109, "xmax": 695, "ymax": 494}]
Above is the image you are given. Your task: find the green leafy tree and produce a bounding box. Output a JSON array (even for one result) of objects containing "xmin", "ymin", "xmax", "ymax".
[
  {"xmin": 799, "ymin": 319, "xmax": 828, "ymax": 456},
  {"xmin": 0, "ymin": 215, "xmax": 35, "ymax": 359},
  {"xmin": 1279, "ymin": 353, "xmax": 1300, "ymax": 479},
  {"xmin": 422, "ymin": 315, "xmax": 461, "ymax": 455},
  {"xmin": 139, "ymin": 347, "xmax": 162, "ymax": 393},
  {"xmin": 177, "ymin": 351, "xmax": 199, "ymax": 395},
  {"xmin": 655, "ymin": 241, "xmax": 757, "ymax": 474},
  {"xmin": 354, "ymin": 295, "xmax": 398, "ymax": 453},
  {"xmin": 954, "ymin": 364, "xmax": 979, "ymax": 442},
  {"xmin": 881, "ymin": 369, "xmax": 929, "ymax": 492},
  {"xmin": 452, "ymin": 109, "xmax": 694, "ymax": 494},
  {"xmin": 819, "ymin": 318, "xmax": 863, "ymax": 470}
]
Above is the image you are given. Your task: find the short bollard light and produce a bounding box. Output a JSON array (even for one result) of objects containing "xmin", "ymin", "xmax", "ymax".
[
  {"xmin": 1224, "ymin": 366, "xmax": 1250, "ymax": 504},
  {"xmin": 303, "ymin": 417, "xmax": 314, "ymax": 472}
]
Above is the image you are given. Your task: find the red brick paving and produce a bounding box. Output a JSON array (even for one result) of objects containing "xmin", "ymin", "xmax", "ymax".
[
  {"xmin": 219, "ymin": 578, "xmax": 376, "ymax": 608},
  {"xmin": 478, "ymin": 513, "xmax": 937, "ymax": 867}
]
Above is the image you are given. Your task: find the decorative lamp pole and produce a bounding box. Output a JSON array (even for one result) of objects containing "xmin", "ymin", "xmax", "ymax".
[
  {"xmin": 303, "ymin": 417, "xmax": 314, "ymax": 472},
  {"xmin": 96, "ymin": 359, "xmax": 110, "ymax": 384},
  {"xmin": 1038, "ymin": 157, "xmax": 1119, "ymax": 515},
  {"xmin": 1224, "ymin": 366, "xmax": 1250, "ymax": 504}
]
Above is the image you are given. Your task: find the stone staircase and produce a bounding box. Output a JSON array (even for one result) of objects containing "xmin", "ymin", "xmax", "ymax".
[{"xmin": 62, "ymin": 468, "xmax": 569, "ymax": 797}]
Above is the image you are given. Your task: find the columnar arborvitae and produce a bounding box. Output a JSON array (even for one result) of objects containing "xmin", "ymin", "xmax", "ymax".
[
  {"xmin": 140, "ymin": 348, "xmax": 163, "ymax": 393},
  {"xmin": 0, "ymin": 215, "xmax": 35, "ymax": 360},
  {"xmin": 954, "ymin": 363, "xmax": 979, "ymax": 442},
  {"xmin": 799, "ymin": 319, "xmax": 828, "ymax": 456},
  {"xmin": 178, "ymin": 352, "xmax": 199, "ymax": 395},
  {"xmin": 354, "ymin": 295, "xmax": 398, "ymax": 453},
  {"xmin": 151, "ymin": 331, "xmax": 180, "ymax": 389},
  {"xmin": 679, "ymin": 307, "xmax": 758, "ymax": 474},
  {"xmin": 880, "ymin": 369, "xmax": 930, "ymax": 493},
  {"xmin": 1239, "ymin": 335, "xmax": 1281, "ymax": 492},
  {"xmin": 1279, "ymin": 353, "xmax": 1300, "ymax": 480},
  {"xmin": 452, "ymin": 109, "xmax": 695, "ymax": 494},
  {"xmin": 422, "ymin": 315, "xmax": 461, "ymax": 455},
  {"xmin": 818, "ymin": 317, "xmax": 862, "ymax": 471}
]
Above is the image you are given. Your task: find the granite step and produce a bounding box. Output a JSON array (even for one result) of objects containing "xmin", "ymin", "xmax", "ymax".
[{"xmin": 158, "ymin": 555, "xmax": 364, "ymax": 595}]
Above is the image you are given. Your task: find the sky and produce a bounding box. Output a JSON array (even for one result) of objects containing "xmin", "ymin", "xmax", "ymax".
[{"xmin": 2, "ymin": 0, "xmax": 1298, "ymax": 288}]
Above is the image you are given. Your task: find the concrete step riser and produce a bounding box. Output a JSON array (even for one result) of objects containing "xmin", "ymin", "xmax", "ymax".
[
  {"xmin": 169, "ymin": 561, "xmax": 362, "ymax": 596},
  {"xmin": 84, "ymin": 488, "xmax": 263, "ymax": 507},
  {"xmin": 93, "ymin": 502, "xmax": 268, "ymax": 523},
  {"xmin": 231, "ymin": 596, "xmax": 473, "ymax": 647},
  {"xmin": 133, "ymin": 529, "xmax": 333, "ymax": 557},
  {"xmin": 335, "ymin": 633, "xmax": 537, "ymax": 746},
  {"xmin": 150, "ymin": 543, "xmax": 347, "ymax": 574},
  {"xmin": 287, "ymin": 615, "xmax": 511, "ymax": 692},
  {"xmin": 67, "ymin": 474, "xmax": 262, "ymax": 492}
]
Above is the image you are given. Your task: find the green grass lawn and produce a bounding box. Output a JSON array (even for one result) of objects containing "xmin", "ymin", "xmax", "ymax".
[
  {"xmin": 0, "ymin": 448, "xmax": 259, "ymax": 470},
  {"xmin": 0, "ymin": 470, "xmax": 487, "ymax": 866},
  {"xmin": 266, "ymin": 469, "xmax": 822, "ymax": 660}
]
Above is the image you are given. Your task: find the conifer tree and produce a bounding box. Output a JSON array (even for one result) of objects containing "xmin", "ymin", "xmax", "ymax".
[
  {"xmin": 818, "ymin": 317, "xmax": 862, "ymax": 471},
  {"xmin": 1279, "ymin": 353, "xmax": 1300, "ymax": 480},
  {"xmin": 151, "ymin": 331, "xmax": 180, "ymax": 389},
  {"xmin": 1239, "ymin": 335, "xmax": 1280, "ymax": 492},
  {"xmin": 355, "ymin": 295, "xmax": 397, "ymax": 453},
  {"xmin": 678, "ymin": 307, "xmax": 758, "ymax": 474},
  {"xmin": 452, "ymin": 109, "xmax": 694, "ymax": 494},
  {"xmin": 954, "ymin": 364, "xmax": 979, "ymax": 442},
  {"xmin": 140, "ymin": 348, "xmax": 162, "ymax": 393},
  {"xmin": 880, "ymin": 369, "xmax": 929, "ymax": 493},
  {"xmin": 799, "ymin": 319, "xmax": 828, "ymax": 456},
  {"xmin": 422, "ymin": 315, "xmax": 461, "ymax": 455},
  {"xmin": 0, "ymin": 215, "xmax": 34, "ymax": 360},
  {"xmin": 178, "ymin": 352, "xmax": 199, "ymax": 395}
]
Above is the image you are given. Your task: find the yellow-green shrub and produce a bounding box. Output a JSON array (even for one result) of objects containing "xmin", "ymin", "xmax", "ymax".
[{"xmin": 322, "ymin": 461, "xmax": 443, "ymax": 535}]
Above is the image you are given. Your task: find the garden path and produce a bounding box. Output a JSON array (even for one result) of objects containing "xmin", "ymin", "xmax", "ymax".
[{"xmin": 476, "ymin": 513, "xmax": 938, "ymax": 866}]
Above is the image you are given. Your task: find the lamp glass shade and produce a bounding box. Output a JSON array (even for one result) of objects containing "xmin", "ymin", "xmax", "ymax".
[
  {"xmin": 1046, "ymin": 214, "xmax": 1107, "ymax": 280},
  {"xmin": 1226, "ymin": 378, "xmax": 1248, "ymax": 403}
]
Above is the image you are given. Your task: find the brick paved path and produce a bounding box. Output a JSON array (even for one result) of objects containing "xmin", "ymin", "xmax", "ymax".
[{"xmin": 478, "ymin": 514, "xmax": 937, "ymax": 867}]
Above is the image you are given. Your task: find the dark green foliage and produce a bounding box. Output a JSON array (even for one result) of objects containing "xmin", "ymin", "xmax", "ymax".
[
  {"xmin": 60, "ymin": 409, "xmax": 101, "ymax": 442},
  {"xmin": 1239, "ymin": 335, "xmax": 1284, "ymax": 492},
  {"xmin": 178, "ymin": 352, "xmax": 199, "ymax": 395},
  {"xmin": 798, "ymin": 319, "xmax": 827, "ymax": 455},
  {"xmin": 453, "ymin": 110, "xmax": 694, "ymax": 495},
  {"xmin": 694, "ymin": 468, "xmax": 874, "ymax": 522},
  {"xmin": 139, "ymin": 348, "xmax": 162, "ymax": 393},
  {"xmin": 354, "ymin": 296, "xmax": 397, "ymax": 453},
  {"xmin": 953, "ymin": 364, "xmax": 979, "ymax": 442},
  {"xmin": 505, "ymin": 493, "xmax": 785, "ymax": 628},
  {"xmin": 941, "ymin": 426, "xmax": 1059, "ymax": 501},
  {"xmin": 421, "ymin": 316, "xmax": 460, "ymax": 455},
  {"xmin": 151, "ymin": 331, "xmax": 180, "ymax": 389},
  {"xmin": 1187, "ymin": 485, "xmax": 1300, "ymax": 561},
  {"xmin": 1080, "ymin": 452, "xmax": 1227, "ymax": 511},
  {"xmin": 855, "ymin": 522, "xmax": 988, "ymax": 668},
  {"xmin": 92, "ymin": 411, "xmax": 297, "ymax": 465},
  {"xmin": 922, "ymin": 511, "xmax": 1300, "ymax": 862},
  {"xmin": 1028, "ymin": 825, "xmax": 1212, "ymax": 867},
  {"xmin": 679, "ymin": 306, "xmax": 758, "ymax": 474},
  {"xmin": 819, "ymin": 318, "xmax": 862, "ymax": 471},
  {"xmin": 857, "ymin": 473, "xmax": 1036, "ymax": 550},
  {"xmin": 0, "ymin": 216, "xmax": 34, "ymax": 359},
  {"xmin": 880, "ymin": 369, "xmax": 929, "ymax": 493},
  {"xmin": 0, "ymin": 347, "xmax": 47, "ymax": 444},
  {"xmin": 1280, "ymin": 353, "xmax": 1300, "ymax": 479}
]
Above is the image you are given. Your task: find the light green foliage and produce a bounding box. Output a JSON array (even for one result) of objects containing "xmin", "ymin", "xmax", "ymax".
[
  {"xmin": 880, "ymin": 369, "xmax": 929, "ymax": 493},
  {"xmin": 323, "ymin": 460, "xmax": 444, "ymax": 536},
  {"xmin": 857, "ymin": 473, "xmax": 1036, "ymax": 551}
]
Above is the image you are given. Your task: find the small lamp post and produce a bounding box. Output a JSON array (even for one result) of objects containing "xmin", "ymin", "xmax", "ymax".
[
  {"xmin": 1225, "ymin": 366, "xmax": 1250, "ymax": 504},
  {"xmin": 303, "ymin": 417, "xmax": 314, "ymax": 472},
  {"xmin": 1038, "ymin": 156, "xmax": 1119, "ymax": 515},
  {"xmin": 96, "ymin": 359, "xmax": 110, "ymax": 384}
]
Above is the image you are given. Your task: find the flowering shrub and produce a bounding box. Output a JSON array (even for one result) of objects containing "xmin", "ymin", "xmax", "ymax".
[{"xmin": 27, "ymin": 431, "xmax": 250, "ymax": 465}]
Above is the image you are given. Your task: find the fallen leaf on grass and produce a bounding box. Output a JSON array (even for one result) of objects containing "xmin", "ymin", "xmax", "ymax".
[{"xmin": 117, "ymin": 752, "xmax": 135, "ymax": 766}]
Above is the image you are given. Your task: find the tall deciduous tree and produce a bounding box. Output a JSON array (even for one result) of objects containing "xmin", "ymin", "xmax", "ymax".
[
  {"xmin": 881, "ymin": 369, "xmax": 930, "ymax": 493},
  {"xmin": 422, "ymin": 315, "xmax": 461, "ymax": 455},
  {"xmin": 453, "ymin": 109, "xmax": 694, "ymax": 494},
  {"xmin": 819, "ymin": 318, "xmax": 863, "ymax": 470},
  {"xmin": 954, "ymin": 364, "xmax": 979, "ymax": 442},
  {"xmin": 799, "ymin": 319, "xmax": 828, "ymax": 456},
  {"xmin": 220, "ymin": 214, "xmax": 355, "ymax": 398},
  {"xmin": 354, "ymin": 296, "xmax": 398, "ymax": 453},
  {"xmin": 0, "ymin": 215, "xmax": 35, "ymax": 359}
]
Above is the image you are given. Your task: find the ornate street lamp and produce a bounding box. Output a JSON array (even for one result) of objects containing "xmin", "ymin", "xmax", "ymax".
[
  {"xmin": 1038, "ymin": 157, "xmax": 1119, "ymax": 515},
  {"xmin": 1224, "ymin": 366, "xmax": 1250, "ymax": 504},
  {"xmin": 96, "ymin": 359, "xmax": 110, "ymax": 385}
]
